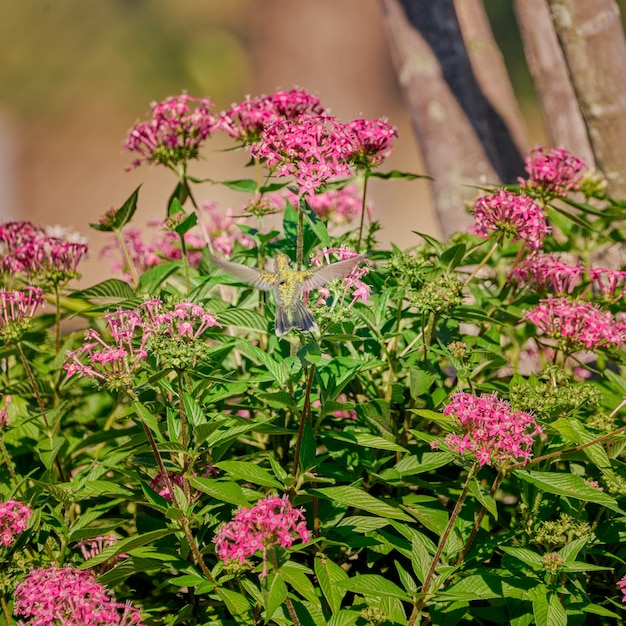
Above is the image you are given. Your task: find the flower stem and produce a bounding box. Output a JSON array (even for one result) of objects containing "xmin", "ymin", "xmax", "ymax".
[
  {"xmin": 455, "ymin": 468, "xmax": 506, "ymax": 567},
  {"xmin": 292, "ymin": 365, "xmax": 316, "ymax": 479},
  {"xmin": 464, "ymin": 239, "xmax": 500, "ymax": 286},
  {"xmin": 409, "ymin": 462, "xmax": 479, "ymax": 625},
  {"xmin": 0, "ymin": 595, "xmax": 11, "ymax": 626},
  {"xmin": 114, "ymin": 228, "xmax": 139, "ymax": 288},
  {"xmin": 54, "ymin": 284, "xmax": 61, "ymax": 353},
  {"xmin": 296, "ymin": 194, "xmax": 304, "ymax": 271},
  {"xmin": 177, "ymin": 372, "xmax": 191, "ymax": 503},
  {"xmin": 356, "ymin": 170, "xmax": 370, "ymax": 253},
  {"xmin": 0, "ymin": 436, "xmax": 25, "ymax": 498},
  {"xmin": 16, "ymin": 342, "xmax": 48, "ymax": 428}
]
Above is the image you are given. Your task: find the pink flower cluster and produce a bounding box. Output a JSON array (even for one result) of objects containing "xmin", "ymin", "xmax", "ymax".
[
  {"xmin": 0, "ymin": 287, "xmax": 43, "ymax": 328},
  {"xmin": 64, "ymin": 299, "xmax": 221, "ymax": 384},
  {"xmin": 588, "ymin": 267, "xmax": 626, "ymax": 301},
  {"xmin": 344, "ymin": 118, "xmax": 397, "ymax": 168},
  {"xmin": 14, "ymin": 566, "xmax": 143, "ymax": 625},
  {"xmin": 0, "ymin": 499, "xmax": 31, "ymax": 546},
  {"xmin": 124, "ymin": 93, "xmax": 217, "ymax": 169},
  {"xmin": 520, "ymin": 147, "xmax": 586, "ymax": 196},
  {"xmin": 441, "ymin": 392, "xmax": 543, "ymax": 467},
  {"xmin": 471, "ymin": 190, "xmax": 548, "ymax": 251},
  {"xmin": 310, "ymin": 247, "xmax": 370, "ymax": 308},
  {"xmin": 618, "ymin": 577, "xmax": 626, "ymax": 603},
  {"xmin": 218, "ymin": 88, "xmax": 326, "ymax": 143},
  {"xmin": 214, "ymin": 495, "xmax": 311, "ymax": 577},
  {"xmin": 0, "ymin": 221, "xmax": 88, "ymax": 280},
  {"xmin": 273, "ymin": 184, "xmax": 372, "ymax": 225},
  {"xmin": 523, "ymin": 297, "xmax": 625, "ymax": 351},
  {"xmin": 76, "ymin": 535, "xmax": 126, "ymax": 563},
  {"xmin": 511, "ymin": 254, "xmax": 583, "ymax": 295},
  {"xmin": 150, "ymin": 470, "xmax": 185, "ymax": 502},
  {"xmin": 251, "ymin": 115, "xmax": 355, "ymax": 196}
]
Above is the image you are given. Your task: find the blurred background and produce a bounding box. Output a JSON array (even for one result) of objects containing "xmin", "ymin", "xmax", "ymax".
[{"xmin": 0, "ymin": 0, "xmax": 596, "ymax": 283}]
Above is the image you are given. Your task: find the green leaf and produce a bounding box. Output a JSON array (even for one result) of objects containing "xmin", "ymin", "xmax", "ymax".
[
  {"xmin": 78, "ymin": 529, "xmax": 177, "ymax": 570},
  {"xmin": 531, "ymin": 590, "xmax": 567, "ymax": 626},
  {"xmin": 440, "ymin": 244, "xmax": 467, "ymax": 270},
  {"xmin": 327, "ymin": 611, "xmax": 361, "ymax": 626},
  {"xmin": 137, "ymin": 262, "xmax": 179, "ymax": 294},
  {"xmin": 513, "ymin": 470, "xmax": 622, "ymax": 512},
  {"xmin": 133, "ymin": 402, "xmax": 163, "ymax": 441},
  {"xmin": 75, "ymin": 481, "xmax": 133, "ymax": 500},
  {"xmin": 550, "ymin": 418, "xmax": 611, "ymax": 469},
  {"xmin": 280, "ymin": 562, "xmax": 319, "ymax": 605},
  {"xmin": 500, "ymin": 547, "xmax": 544, "ymax": 568},
  {"xmin": 335, "ymin": 574, "xmax": 410, "ymax": 601},
  {"xmin": 235, "ymin": 340, "xmax": 288, "ymax": 386},
  {"xmin": 188, "ymin": 478, "xmax": 250, "ymax": 507},
  {"xmin": 394, "ymin": 452, "xmax": 454, "ymax": 476},
  {"xmin": 214, "ymin": 461, "xmax": 283, "ymax": 489},
  {"xmin": 219, "ymin": 178, "xmax": 258, "ymax": 193},
  {"xmin": 218, "ymin": 308, "xmax": 269, "ymax": 332},
  {"xmin": 321, "ymin": 431, "xmax": 407, "ymax": 453},
  {"xmin": 315, "ymin": 556, "xmax": 349, "ymax": 614},
  {"xmin": 369, "ymin": 169, "xmax": 430, "ymax": 181},
  {"xmin": 36, "ymin": 436, "xmax": 66, "ymax": 471},
  {"xmin": 264, "ymin": 571, "xmax": 288, "ymax": 622},
  {"xmin": 411, "ymin": 537, "xmax": 431, "ymax": 584},
  {"xmin": 90, "ymin": 185, "xmax": 141, "ymax": 231},
  {"xmin": 302, "ymin": 197, "xmax": 331, "ymax": 248},
  {"xmin": 70, "ymin": 279, "xmax": 136, "ymax": 300},
  {"xmin": 311, "ymin": 486, "xmax": 413, "ymax": 522},
  {"xmin": 216, "ymin": 588, "xmax": 252, "ymax": 618}
]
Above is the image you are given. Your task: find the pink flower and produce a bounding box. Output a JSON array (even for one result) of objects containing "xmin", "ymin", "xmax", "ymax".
[
  {"xmin": 511, "ymin": 254, "xmax": 583, "ymax": 295},
  {"xmin": 471, "ymin": 189, "xmax": 548, "ymax": 251},
  {"xmin": 124, "ymin": 93, "xmax": 217, "ymax": 169},
  {"xmin": 520, "ymin": 147, "xmax": 586, "ymax": 196},
  {"xmin": 618, "ymin": 576, "xmax": 626, "ymax": 603},
  {"xmin": 523, "ymin": 297, "xmax": 624, "ymax": 351},
  {"xmin": 250, "ymin": 116, "xmax": 354, "ymax": 197},
  {"xmin": 0, "ymin": 287, "xmax": 44, "ymax": 342},
  {"xmin": 587, "ymin": 267, "xmax": 626, "ymax": 302},
  {"xmin": 309, "ymin": 247, "xmax": 370, "ymax": 309},
  {"xmin": 14, "ymin": 566, "xmax": 143, "ymax": 625},
  {"xmin": 442, "ymin": 392, "xmax": 544, "ymax": 467},
  {"xmin": 344, "ymin": 118, "xmax": 397, "ymax": 168},
  {"xmin": 149, "ymin": 471, "xmax": 185, "ymax": 502},
  {"xmin": 218, "ymin": 89, "xmax": 326, "ymax": 144},
  {"xmin": 0, "ymin": 500, "xmax": 31, "ymax": 546},
  {"xmin": 214, "ymin": 495, "xmax": 311, "ymax": 577}
]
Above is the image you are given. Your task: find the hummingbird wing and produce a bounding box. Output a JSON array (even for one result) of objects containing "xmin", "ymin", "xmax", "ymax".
[
  {"xmin": 210, "ymin": 256, "xmax": 277, "ymax": 291},
  {"xmin": 301, "ymin": 254, "xmax": 367, "ymax": 291}
]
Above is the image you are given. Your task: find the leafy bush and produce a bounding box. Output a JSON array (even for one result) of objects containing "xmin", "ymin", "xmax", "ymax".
[{"xmin": 1, "ymin": 91, "xmax": 626, "ymax": 625}]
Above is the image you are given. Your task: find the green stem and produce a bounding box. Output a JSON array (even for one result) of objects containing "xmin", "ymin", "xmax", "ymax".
[
  {"xmin": 1, "ymin": 594, "xmax": 11, "ymax": 626},
  {"xmin": 0, "ymin": 437, "xmax": 25, "ymax": 498},
  {"xmin": 455, "ymin": 468, "xmax": 506, "ymax": 567},
  {"xmin": 464, "ymin": 239, "xmax": 500, "ymax": 286},
  {"xmin": 409, "ymin": 463, "xmax": 479, "ymax": 625},
  {"xmin": 177, "ymin": 372, "xmax": 191, "ymax": 503},
  {"xmin": 54, "ymin": 284, "xmax": 61, "ymax": 353},
  {"xmin": 356, "ymin": 170, "xmax": 370, "ymax": 253},
  {"xmin": 292, "ymin": 365, "xmax": 316, "ymax": 479},
  {"xmin": 179, "ymin": 236, "xmax": 192, "ymax": 295},
  {"xmin": 296, "ymin": 194, "xmax": 304, "ymax": 271},
  {"xmin": 114, "ymin": 228, "xmax": 139, "ymax": 288},
  {"xmin": 16, "ymin": 343, "xmax": 48, "ymax": 427},
  {"xmin": 268, "ymin": 548, "xmax": 301, "ymax": 626}
]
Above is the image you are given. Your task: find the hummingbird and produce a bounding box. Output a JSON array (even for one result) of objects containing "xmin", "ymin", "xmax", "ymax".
[{"xmin": 211, "ymin": 252, "xmax": 367, "ymax": 336}]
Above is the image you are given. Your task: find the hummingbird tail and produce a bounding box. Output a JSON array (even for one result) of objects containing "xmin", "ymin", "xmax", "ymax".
[{"xmin": 275, "ymin": 301, "xmax": 319, "ymax": 336}]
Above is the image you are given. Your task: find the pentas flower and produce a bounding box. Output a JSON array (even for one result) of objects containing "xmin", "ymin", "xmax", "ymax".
[
  {"xmin": 0, "ymin": 500, "xmax": 31, "ymax": 546},
  {"xmin": 150, "ymin": 471, "xmax": 185, "ymax": 502},
  {"xmin": 214, "ymin": 495, "xmax": 311, "ymax": 577},
  {"xmin": 0, "ymin": 287, "xmax": 44, "ymax": 343},
  {"xmin": 0, "ymin": 221, "xmax": 88, "ymax": 282},
  {"xmin": 201, "ymin": 203, "xmax": 255, "ymax": 258},
  {"xmin": 523, "ymin": 297, "xmax": 624, "ymax": 351},
  {"xmin": 124, "ymin": 93, "xmax": 217, "ymax": 170},
  {"xmin": 618, "ymin": 577, "xmax": 626, "ymax": 603},
  {"xmin": 471, "ymin": 189, "xmax": 548, "ymax": 251},
  {"xmin": 520, "ymin": 147, "xmax": 586, "ymax": 197},
  {"xmin": 14, "ymin": 566, "xmax": 143, "ymax": 625},
  {"xmin": 219, "ymin": 88, "xmax": 326, "ymax": 144},
  {"xmin": 273, "ymin": 184, "xmax": 372, "ymax": 225},
  {"xmin": 310, "ymin": 247, "xmax": 370, "ymax": 309},
  {"xmin": 344, "ymin": 118, "xmax": 397, "ymax": 168},
  {"xmin": 250, "ymin": 115, "xmax": 354, "ymax": 197},
  {"xmin": 588, "ymin": 267, "xmax": 626, "ymax": 302},
  {"xmin": 440, "ymin": 392, "xmax": 543, "ymax": 467},
  {"xmin": 511, "ymin": 254, "xmax": 583, "ymax": 295},
  {"xmin": 144, "ymin": 300, "xmax": 222, "ymax": 340}
]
